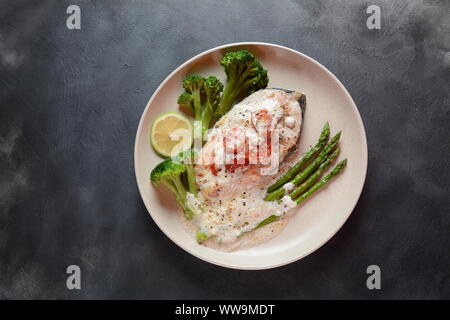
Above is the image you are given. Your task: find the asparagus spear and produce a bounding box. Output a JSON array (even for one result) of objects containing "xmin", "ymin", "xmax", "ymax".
[
  {"xmin": 267, "ymin": 122, "xmax": 330, "ymax": 193},
  {"xmin": 256, "ymin": 215, "xmax": 278, "ymax": 229},
  {"xmin": 289, "ymin": 147, "xmax": 340, "ymax": 199},
  {"xmin": 258, "ymin": 149, "xmax": 340, "ymax": 228},
  {"xmin": 294, "ymin": 159, "xmax": 347, "ymax": 204},
  {"xmin": 264, "ymin": 131, "xmax": 341, "ymax": 201},
  {"xmin": 256, "ymin": 158, "xmax": 348, "ymax": 232}
]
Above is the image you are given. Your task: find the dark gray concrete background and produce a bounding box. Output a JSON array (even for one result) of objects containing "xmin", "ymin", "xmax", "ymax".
[{"xmin": 0, "ymin": 0, "xmax": 449, "ymax": 299}]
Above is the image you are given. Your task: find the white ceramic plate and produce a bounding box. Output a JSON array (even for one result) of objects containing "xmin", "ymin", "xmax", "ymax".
[{"xmin": 134, "ymin": 42, "xmax": 367, "ymax": 270}]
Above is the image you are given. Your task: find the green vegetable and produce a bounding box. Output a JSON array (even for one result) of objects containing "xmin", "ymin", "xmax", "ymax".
[
  {"xmin": 267, "ymin": 122, "xmax": 330, "ymax": 193},
  {"xmin": 150, "ymin": 151, "xmax": 199, "ymax": 219},
  {"xmin": 254, "ymin": 158, "xmax": 347, "ymax": 231},
  {"xmin": 212, "ymin": 50, "xmax": 269, "ymax": 122},
  {"xmin": 196, "ymin": 231, "xmax": 211, "ymax": 243},
  {"xmin": 174, "ymin": 150, "xmax": 198, "ymax": 196},
  {"xmin": 177, "ymin": 92, "xmax": 194, "ymax": 114},
  {"xmin": 202, "ymin": 76, "xmax": 223, "ymax": 140},
  {"xmin": 293, "ymin": 159, "xmax": 348, "ymax": 204},
  {"xmin": 256, "ymin": 215, "xmax": 279, "ymax": 229},
  {"xmin": 177, "ymin": 75, "xmax": 223, "ymax": 140},
  {"xmin": 264, "ymin": 131, "xmax": 341, "ymax": 201},
  {"xmin": 289, "ymin": 147, "xmax": 340, "ymax": 199}
]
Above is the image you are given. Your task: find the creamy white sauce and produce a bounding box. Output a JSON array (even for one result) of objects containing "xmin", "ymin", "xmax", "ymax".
[
  {"xmin": 184, "ymin": 89, "xmax": 305, "ymax": 251},
  {"xmin": 186, "ymin": 192, "xmax": 202, "ymax": 213},
  {"xmin": 283, "ymin": 182, "xmax": 295, "ymax": 193},
  {"xmin": 202, "ymin": 219, "xmax": 289, "ymax": 252},
  {"xmin": 193, "ymin": 188, "xmax": 297, "ymax": 243},
  {"xmin": 180, "ymin": 151, "xmax": 306, "ymax": 251},
  {"xmin": 276, "ymin": 195, "xmax": 297, "ymax": 216}
]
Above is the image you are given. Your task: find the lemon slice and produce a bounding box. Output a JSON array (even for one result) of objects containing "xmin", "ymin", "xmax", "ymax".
[{"xmin": 150, "ymin": 112, "xmax": 193, "ymax": 158}]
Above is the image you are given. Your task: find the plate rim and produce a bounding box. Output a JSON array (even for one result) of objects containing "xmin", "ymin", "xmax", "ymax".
[{"xmin": 134, "ymin": 42, "xmax": 368, "ymax": 270}]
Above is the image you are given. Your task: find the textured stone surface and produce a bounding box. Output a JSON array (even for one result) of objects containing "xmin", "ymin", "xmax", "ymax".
[{"xmin": 0, "ymin": 0, "xmax": 449, "ymax": 299}]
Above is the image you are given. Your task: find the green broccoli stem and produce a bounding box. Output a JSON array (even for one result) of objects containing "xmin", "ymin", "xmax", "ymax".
[
  {"xmin": 212, "ymin": 65, "xmax": 260, "ymax": 124},
  {"xmin": 184, "ymin": 204, "xmax": 199, "ymax": 220},
  {"xmin": 185, "ymin": 163, "xmax": 197, "ymax": 196},
  {"xmin": 168, "ymin": 175, "xmax": 198, "ymax": 220},
  {"xmin": 170, "ymin": 175, "xmax": 186, "ymax": 203},
  {"xmin": 201, "ymin": 101, "xmax": 214, "ymax": 140},
  {"xmin": 192, "ymin": 89, "xmax": 202, "ymax": 118},
  {"xmin": 213, "ymin": 79, "xmax": 238, "ymax": 122},
  {"xmin": 192, "ymin": 89, "xmax": 203, "ymax": 140},
  {"xmin": 163, "ymin": 180, "xmax": 189, "ymax": 217}
]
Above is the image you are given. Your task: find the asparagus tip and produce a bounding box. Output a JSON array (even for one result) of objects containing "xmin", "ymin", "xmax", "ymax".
[{"xmin": 331, "ymin": 147, "xmax": 340, "ymax": 157}]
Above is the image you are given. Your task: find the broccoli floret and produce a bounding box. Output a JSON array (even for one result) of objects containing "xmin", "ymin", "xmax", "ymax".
[
  {"xmin": 177, "ymin": 74, "xmax": 223, "ymax": 141},
  {"xmin": 177, "ymin": 92, "xmax": 194, "ymax": 114},
  {"xmin": 177, "ymin": 51, "xmax": 268, "ymax": 139},
  {"xmin": 212, "ymin": 50, "xmax": 268, "ymax": 122},
  {"xmin": 150, "ymin": 152, "xmax": 199, "ymax": 219},
  {"xmin": 181, "ymin": 75, "xmax": 205, "ymax": 120},
  {"xmin": 182, "ymin": 74, "xmax": 206, "ymax": 94},
  {"xmin": 202, "ymin": 76, "xmax": 223, "ymax": 139}
]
